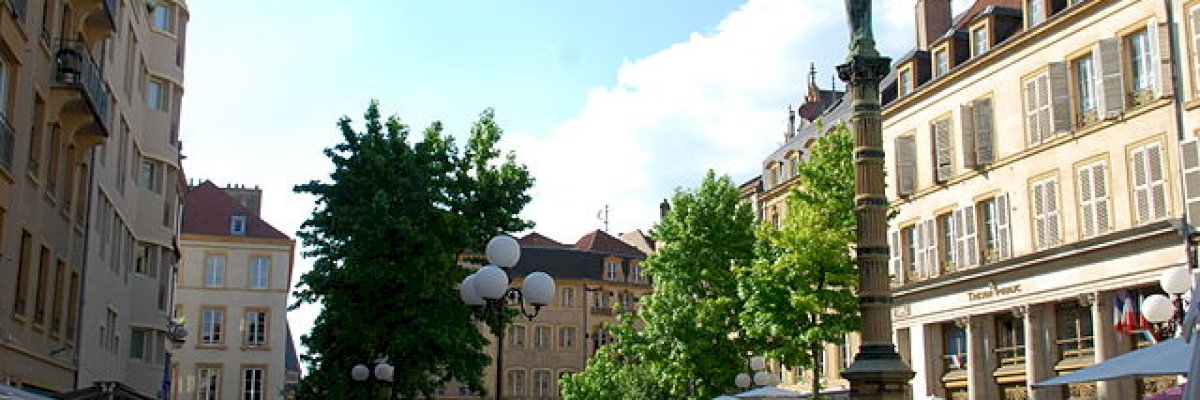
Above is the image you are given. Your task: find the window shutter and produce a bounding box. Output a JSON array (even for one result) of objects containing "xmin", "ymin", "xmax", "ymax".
[
  {"xmin": 1078, "ymin": 165, "xmax": 1097, "ymax": 237},
  {"xmin": 1145, "ymin": 18, "xmax": 1163, "ymax": 98},
  {"xmin": 1048, "ymin": 62, "xmax": 1072, "ymax": 133},
  {"xmin": 914, "ymin": 223, "xmax": 926, "ymax": 278},
  {"xmin": 947, "ymin": 211, "xmax": 959, "ymax": 270},
  {"xmin": 1092, "ymin": 163, "xmax": 1110, "ymax": 234},
  {"xmin": 1095, "ymin": 38, "xmax": 1124, "ymax": 119},
  {"xmin": 960, "ymin": 103, "xmax": 976, "ymax": 169},
  {"xmin": 953, "ymin": 208, "xmax": 965, "ymax": 267},
  {"xmin": 1033, "ymin": 181, "xmax": 1048, "ymax": 249},
  {"xmin": 1037, "ymin": 75, "xmax": 1052, "ymax": 141},
  {"xmin": 1133, "ymin": 146, "xmax": 1151, "ymax": 223},
  {"xmin": 1182, "ymin": 139, "xmax": 1200, "ymax": 229},
  {"xmin": 1024, "ymin": 79, "xmax": 1040, "ymax": 145},
  {"xmin": 896, "ymin": 136, "xmax": 917, "ymax": 196},
  {"xmin": 924, "ymin": 220, "xmax": 938, "ymax": 277},
  {"xmin": 1147, "ymin": 143, "xmax": 1168, "ymax": 220},
  {"xmin": 889, "ymin": 229, "xmax": 902, "ymax": 284},
  {"xmin": 1192, "ymin": 7, "xmax": 1200, "ymax": 97},
  {"xmin": 1154, "ymin": 21, "xmax": 1173, "ymax": 98},
  {"xmin": 973, "ymin": 98, "xmax": 995, "ymax": 165},
  {"xmin": 1045, "ymin": 180, "xmax": 1060, "ymax": 246},
  {"xmin": 934, "ymin": 120, "xmax": 953, "ymax": 183},
  {"xmin": 996, "ymin": 193, "xmax": 1011, "ymax": 259},
  {"xmin": 960, "ymin": 205, "xmax": 978, "ymax": 268}
]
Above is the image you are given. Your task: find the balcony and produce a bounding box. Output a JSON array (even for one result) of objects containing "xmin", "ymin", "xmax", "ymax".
[
  {"xmin": 79, "ymin": 0, "xmax": 117, "ymax": 37},
  {"xmin": 591, "ymin": 306, "xmax": 613, "ymax": 315},
  {"xmin": 8, "ymin": 0, "xmax": 28, "ymax": 21},
  {"xmin": 52, "ymin": 40, "xmax": 110, "ymax": 140},
  {"xmin": 0, "ymin": 112, "xmax": 13, "ymax": 172}
]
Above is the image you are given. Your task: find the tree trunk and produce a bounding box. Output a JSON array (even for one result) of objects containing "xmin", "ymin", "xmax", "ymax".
[{"xmin": 811, "ymin": 344, "xmax": 822, "ymax": 399}]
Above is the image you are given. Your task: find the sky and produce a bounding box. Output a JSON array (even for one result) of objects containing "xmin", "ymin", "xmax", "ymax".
[{"xmin": 181, "ymin": 0, "xmax": 972, "ymax": 368}]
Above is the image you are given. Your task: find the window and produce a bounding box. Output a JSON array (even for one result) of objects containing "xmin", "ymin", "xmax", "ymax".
[
  {"xmin": 1131, "ymin": 142, "xmax": 1168, "ymax": 224},
  {"xmin": 249, "ymin": 256, "xmax": 269, "ymax": 289},
  {"xmin": 230, "ymin": 214, "xmax": 246, "ymax": 236},
  {"xmin": 197, "ymin": 366, "xmax": 221, "ymax": 400},
  {"xmin": 130, "ymin": 328, "xmax": 151, "ymax": 361},
  {"xmin": 204, "ymin": 255, "xmax": 225, "ymax": 287},
  {"xmin": 560, "ymin": 287, "xmax": 574, "ymax": 308},
  {"xmin": 559, "ymin": 327, "xmax": 575, "ymax": 348},
  {"xmin": 954, "ymin": 205, "xmax": 978, "ymax": 269},
  {"xmin": 104, "ymin": 308, "xmax": 118, "ymax": 353},
  {"xmin": 1031, "ymin": 177, "xmax": 1061, "ymax": 249},
  {"xmin": 146, "ymin": 79, "xmax": 165, "ymax": 111},
  {"xmin": 630, "ymin": 264, "xmax": 641, "ymax": 283},
  {"xmin": 933, "ymin": 47, "xmax": 950, "ymax": 78},
  {"xmin": 978, "ymin": 196, "xmax": 1013, "ymax": 262},
  {"xmin": 1056, "ymin": 302, "xmax": 1095, "ymax": 361},
  {"xmin": 1072, "ymin": 53, "xmax": 1099, "ymax": 125},
  {"xmin": 28, "ymin": 96, "xmax": 44, "ymax": 175},
  {"xmin": 242, "ymin": 367, "xmax": 264, "ymax": 400},
  {"xmin": 509, "ymin": 324, "xmax": 526, "ymax": 348},
  {"xmin": 51, "ymin": 260, "xmax": 64, "ymax": 333},
  {"xmin": 138, "ymin": 159, "xmax": 159, "ymax": 191},
  {"xmin": 1191, "ymin": 5, "xmax": 1200, "ymax": 97},
  {"xmin": 606, "ymin": 262, "xmax": 618, "ymax": 280},
  {"xmin": 1024, "ymin": 72, "xmax": 1053, "ymax": 145},
  {"xmin": 899, "ymin": 67, "xmax": 914, "ymax": 96},
  {"xmin": 931, "ymin": 118, "xmax": 953, "ymax": 183},
  {"xmin": 961, "ymin": 97, "xmax": 995, "ymax": 168},
  {"xmin": 507, "ymin": 370, "xmax": 526, "ymax": 396},
  {"xmin": 13, "ymin": 231, "xmax": 31, "ymax": 317},
  {"xmin": 1077, "ymin": 161, "xmax": 1111, "ymax": 238},
  {"xmin": 534, "ymin": 326, "xmax": 551, "ymax": 349},
  {"xmin": 895, "ymin": 135, "xmax": 917, "ymax": 196},
  {"xmin": 0, "ymin": 53, "xmax": 9, "ymax": 116},
  {"xmin": 201, "ymin": 307, "xmax": 224, "ymax": 345},
  {"xmin": 900, "ymin": 225, "xmax": 917, "ymax": 281},
  {"xmin": 995, "ymin": 314, "xmax": 1026, "ymax": 367},
  {"xmin": 534, "ymin": 370, "xmax": 552, "ymax": 398},
  {"xmin": 935, "ymin": 213, "xmax": 955, "ymax": 272},
  {"xmin": 34, "ymin": 246, "xmax": 50, "ymax": 324},
  {"xmin": 150, "ymin": 3, "xmax": 172, "ymax": 32},
  {"xmin": 943, "ymin": 323, "xmax": 968, "ymax": 371},
  {"xmin": 1026, "ymin": 0, "xmax": 1045, "ymax": 28},
  {"xmin": 1125, "ymin": 26, "xmax": 1155, "ymax": 103},
  {"xmin": 971, "ymin": 25, "xmax": 989, "ymax": 57},
  {"xmin": 245, "ymin": 310, "xmax": 267, "ymax": 347},
  {"xmin": 66, "ymin": 271, "xmax": 78, "ymax": 338}
]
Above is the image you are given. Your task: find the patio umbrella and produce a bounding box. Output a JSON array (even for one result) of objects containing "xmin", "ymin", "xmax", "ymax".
[
  {"xmin": 734, "ymin": 386, "xmax": 805, "ymax": 399},
  {"xmin": 1143, "ymin": 383, "xmax": 1185, "ymax": 400},
  {"xmin": 1033, "ymin": 337, "xmax": 1190, "ymax": 387}
]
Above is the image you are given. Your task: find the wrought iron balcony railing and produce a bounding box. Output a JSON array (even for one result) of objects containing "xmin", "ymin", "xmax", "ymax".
[{"xmin": 54, "ymin": 40, "xmax": 110, "ymax": 135}]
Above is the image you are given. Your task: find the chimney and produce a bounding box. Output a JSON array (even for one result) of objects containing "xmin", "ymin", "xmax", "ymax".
[
  {"xmin": 659, "ymin": 199, "xmax": 671, "ymax": 220},
  {"xmin": 915, "ymin": 0, "xmax": 952, "ymax": 50},
  {"xmin": 786, "ymin": 106, "xmax": 796, "ymax": 140}
]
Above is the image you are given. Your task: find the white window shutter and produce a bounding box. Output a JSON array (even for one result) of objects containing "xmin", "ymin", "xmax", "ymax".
[
  {"xmin": 973, "ymin": 98, "xmax": 994, "ymax": 166},
  {"xmin": 924, "ymin": 220, "xmax": 938, "ymax": 277},
  {"xmin": 1155, "ymin": 21, "xmax": 1174, "ymax": 98},
  {"xmin": 1096, "ymin": 38, "xmax": 1124, "ymax": 119},
  {"xmin": 1148, "ymin": 143, "xmax": 1168, "ymax": 221},
  {"xmin": 896, "ymin": 136, "xmax": 917, "ymax": 196},
  {"xmin": 889, "ymin": 229, "xmax": 902, "ymax": 283},
  {"xmin": 1092, "ymin": 163, "xmax": 1110, "ymax": 234},
  {"xmin": 1192, "ymin": 7, "xmax": 1200, "ymax": 97},
  {"xmin": 947, "ymin": 212, "xmax": 959, "ymax": 271},
  {"xmin": 1079, "ymin": 165, "xmax": 1096, "ymax": 237},
  {"xmin": 934, "ymin": 120, "xmax": 953, "ymax": 183},
  {"xmin": 1182, "ymin": 139, "xmax": 1200, "ymax": 229},
  {"xmin": 1046, "ymin": 180, "xmax": 1060, "ymax": 246},
  {"xmin": 914, "ymin": 223, "xmax": 926, "ymax": 278},
  {"xmin": 961, "ymin": 205, "xmax": 978, "ymax": 268},
  {"xmin": 1132, "ymin": 146, "xmax": 1152, "ymax": 224},
  {"xmin": 996, "ymin": 193, "xmax": 1011, "ymax": 259},
  {"xmin": 1033, "ymin": 181, "xmax": 1048, "ymax": 249},
  {"xmin": 1024, "ymin": 79, "xmax": 1041, "ymax": 145},
  {"xmin": 1048, "ymin": 62, "xmax": 1072, "ymax": 133},
  {"xmin": 960, "ymin": 103, "xmax": 976, "ymax": 169},
  {"xmin": 953, "ymin": 208, "xmax": 964, "ymax": 268},
  {"xmin": 1146, "ymin": 18, "xmax": 1162, "ymax": 98}
]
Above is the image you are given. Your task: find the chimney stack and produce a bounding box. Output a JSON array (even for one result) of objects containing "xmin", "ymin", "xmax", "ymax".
[{"xmin": 915, "ymin": 0, "xmax": 952, "ymax": 50}]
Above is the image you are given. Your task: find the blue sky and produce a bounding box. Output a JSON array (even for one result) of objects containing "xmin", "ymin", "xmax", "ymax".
[{"xmin": 180, "ymin": 0, "xmax": 970, "ymax": 367}]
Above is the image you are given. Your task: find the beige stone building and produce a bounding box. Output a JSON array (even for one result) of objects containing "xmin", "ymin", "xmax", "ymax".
[
  {"xmin": 880, "ymin": 0, "xmax": 1197, "ymax": 398},
  {"xmin": 438, "ymin": 229, "xmax": 653, "ymax": 399},
  {"xmin": 0, "ymin": 0, "xmax": 189, "ymax": 397},
  {"xmin": 173, "ymin": 181, "xmax": 297, "ymax": 400}
]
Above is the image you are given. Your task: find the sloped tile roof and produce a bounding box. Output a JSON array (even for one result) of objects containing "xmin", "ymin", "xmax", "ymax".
[
  {"xmin": 518, "ymin": 232, "xmax": 566, "ymax": 248},
  {"xmin": 182, "ymin": 181, "xmax": 289, "ymax": 239},
  {"xmin": 573, "ymin": 229, "xmax": 646, "ymax": 258}
]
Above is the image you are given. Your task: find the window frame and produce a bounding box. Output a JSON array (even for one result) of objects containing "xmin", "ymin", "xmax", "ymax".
[
  {"xmin": 200, "ymin": 306, "xmax": 226, "ymax": 346},
  {"xmin": 150, "ymin": 2, "xmax": 173, "ymax": 33},
  {"xmin": 1030, "ymin": 174, "xmax": 1062, "ymax": 250},
  {"xmin": 1129, "ymin": 139, "xmax": 1169, "ymax": 225},
  {"xmin": 970, "ymin": 21, "xmax": 989, "ymax": 57},
  {"xmin": 1123, "ymin": 25, "xmax": 1155, "ymax": 104},
  {"xmin": 146, "ymin": 78, "xmax": 167, "ymax": 111},
  {"xmin": 898, "ymin": 65, "xmax": 914, "ymax": 96},
  {"xmin": 1070, "ymin": 51, "xmax": 1099, "ymax": 127},
  {"xmin": 196, "ymin": 364, "xmax": 223, "ymax": 400},
  {"xmin": 241, "ymin": 366, "xmax": 266, "ymax": 400},
  {"xmin": 1075, "ymin": 158, "xmax": 1112, "ymax": 238},
  {"xmin": 932, "ymin": 45, "xmax": 950, "ymax": 78},
  {"xmin": 249, "ymin": 256, "xmax": 270, "ymax": 289},
  {"xmin": 1023, "ymin": 69, "xmax": 1053, "ymax": 146},
  {"xmin": 243, "ymin": 308, "xmax": 268, "ymax": 348},
  {"xmin": 203, "ymin": 254, "xmax": 226, "ymax": 287}
]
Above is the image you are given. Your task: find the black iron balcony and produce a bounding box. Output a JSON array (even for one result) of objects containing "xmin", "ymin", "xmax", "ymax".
[
  {"xmin": 53, "ymin": 40, "xmax": 110, "ymax": 136},
  {"xmin": 0, "ymin": 112, "xmax": 13, "ymax": 172},
  {"xmin": 8, "ymin": 0, "xmax": 28, "ymax": 21}
]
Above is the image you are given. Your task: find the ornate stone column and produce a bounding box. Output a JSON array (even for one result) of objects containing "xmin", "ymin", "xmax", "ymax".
[{"xmin": 838, "ymin": 2, "xmax": 914, "ymax": 399}]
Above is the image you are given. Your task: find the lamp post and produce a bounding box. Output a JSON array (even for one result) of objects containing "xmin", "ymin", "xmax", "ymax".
[
  {"xmin": 1143, "ymin": 265, "xmax": 1194, "ymax": 338},
  {"xmin": 459, "ymin": 235, "xmax": 556, "ymax": 400},
  {"xmin": 350, "ymin": 361, "xmax": 394, "ymax": 399},
  {"xmin": 734, "ymin": 355, "xmax": 779, "ymax": 391},
  {"xmin": 837, "ymin": 1, "xmax": 914, "ymax": 399}
]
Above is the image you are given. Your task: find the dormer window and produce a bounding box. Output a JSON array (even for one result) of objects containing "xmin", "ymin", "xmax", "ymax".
[
  {"xmin": 932, "ymin": 47, "xmax": 950, "ymax": 78},
  {"xmin": 970, "ymin": 23, "xmax": 989, "ymax": 57},
  {"xmin": 606, "ymin": 262, "xmax": 618, "ymax": 280},
  {"xmin": 1026, "ymin": 0, "xmax": 1045, "ymax": 28},
  {"xmin": 230, "ymin": 214, "xmax": 247, "ymax": 236},
  {"xmin": 899, "ymin": 66, "xmax": 914, "ymax": 96}
]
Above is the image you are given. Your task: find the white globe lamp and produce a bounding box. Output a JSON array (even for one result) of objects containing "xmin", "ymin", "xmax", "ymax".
[
  {"xmin": 473, "ymin": 265, "xmax": 509, "ymax": 300},
  {"xmin": 351, "ymin": 364, "xmax": 370, "ymax": 382},
  {"xmin": 459, "ymin": 273, "xmax": 485, "ymax": 306},
  {"xmin": 521, "ymin": 272, "xmax": 556, "ymax": 306},
  {"xmin": 1161, "ymin": 266, "xmax": 1192, "ymax": 295},
  {"xmin": 486, "ymin": 235, "xmax": 521, "ymax": 268},
  {"xmin": 735, "ymin": 373, "xmax": 752, "ymax": 388},
  {"xmin": 1143, "ymin": 294, "xmax": 1175, "ymax": 323}
]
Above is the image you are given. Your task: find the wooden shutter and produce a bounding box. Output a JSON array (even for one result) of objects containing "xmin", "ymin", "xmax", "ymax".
[
  {"xmin": 924, "ymin": 220, "xmax": 938, "ymax": 277},
  {"xmin": 1192, "ymin": 7, "xmax": 1200, "ymax": 97},
  {"xmin": 953, "ymin": 208, "xmax": 965, "ymax": 266},
  {"xmin": 1148, "ymin": 143, "xmax": 1168, "ymax": 221},
  {"xmin": 889, "ymin": 229, "xmax": 902, "ymax": 284},
  {"xmin": 1155, "ymin": 21, "xmax": 1173, "ymax": 98},
  {"xmin": 1037, "ymin": 75, "xmax": 1052, "ymax": 141},
  {"xmin": 1078, "ymin": 164, "xmax": 1097, "ymax": 237},
  {"xmin": 896, "ymin": 136, "xmax": 917, "ymax": 196},
  {"xmin": 934, "ymin": 119, "xmax": 953, "ymax": 183},
  {"xmin": 996, "ymin": 193, "xmax": 1011, "ymax": 259},
  {"xmin": 1032, "ymin": 179, "xmax": 1059, "ymax": 249},
  {"xmin": 1045, "ymin": 180, "xmax": 1060, "ymax": 247},
  {"xmin": 947, "ymin": 212, "xmax": 959, "ymax": 270},
  {"xmin": 1092, "ymin": 163, "xmax": 1110, "ymax": 234},
  {"xmin": 960, "ymin": 103, "xmax": 976, "ymax": 169},
  {"xmin": 1048, "ymin": 62, "xmax": 1072, "ymax": 133},
  {"xmin": 973, "ymin": 98, "xmax": 994, "ymax": 165},
  {"xmin": 914, "ymin": 223, "xmax": 926, "ymax": 279},
  {"xmin": 1096, "ymin": 38, "xmax": 1124, "ymax": 119},
  {"xmin": 1024, "ymin": 78, "xmax": 1041, "ymax": 145},
  {"xmin": 960, "ymin": 205, "xmax": 978, "ymax": 268},
  {"xmin": 1182, "ymin": 139, "xmax": 1200, "ymax": 229},
  {"xmin": 1133, "ymin": 146, "xmax": 1151, "ymax": 223},
  {"xmin": 1145, "ymin": 18, "xmax": 1163, "ymax": 98}
]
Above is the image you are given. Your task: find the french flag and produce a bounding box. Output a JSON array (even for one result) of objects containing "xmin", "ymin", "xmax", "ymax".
[{"xmin": 1113, "ymin": 291, "xmax": 1150, "ymax": 335}]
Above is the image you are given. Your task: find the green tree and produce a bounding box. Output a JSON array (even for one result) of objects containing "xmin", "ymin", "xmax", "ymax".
[
  {"xmin": 292, "ymin": 101, "xmax": 533, "ymax": 399},
  {"xmin": 738, "ymin": 122, "xmax": 859, "ymax": 398},
  {"xmin": 562, "ymin": 171, "xmax": 757, "ymax": 400}
]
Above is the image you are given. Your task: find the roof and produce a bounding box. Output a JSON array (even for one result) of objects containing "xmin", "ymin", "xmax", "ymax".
[
  {"xmin": 619, "ymin": 230, "xmax": 656, "ymax": 255},
  {"xmin": 285, "ymin": 322, "xmax": 302, "ymax": 375},
  {"xmin": 518, "ymin": 232, "xmax": 565, "ymax": 248},
  {"xmin": 510, "ymin": 246, "xmax": 645, "ymax": 282},
  {"xmin": 952, "ymin": 0, "xmax": 1022, "ymax": 31},
  {"xmin": 182, "ymin": 181, "xmax": 290, "ymax": 239},
  {"xmin": 574, "ymin": 229, "xmax": 646, "ymax": 258}
]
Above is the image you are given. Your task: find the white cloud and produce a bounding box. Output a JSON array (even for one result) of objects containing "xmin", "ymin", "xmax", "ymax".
[{"xmin": 505, "ymin": 0, "xmax": 928, "ymax": 243}]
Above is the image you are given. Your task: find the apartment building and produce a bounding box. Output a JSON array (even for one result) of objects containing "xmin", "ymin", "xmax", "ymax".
[
  {"xmin": 439, "ymin": 230, "xmax": 652, "ymax": 399},
  {"xmin": 174, "ymin": 181, "xmax": 295, "ymax": 400},
  {"xmin": 881, "ymin": 0, "xmax": 1192, "ymax": 399},
  {"xmin": 0, "ymin": 0, "xmax": 188, "ymax": 398}
]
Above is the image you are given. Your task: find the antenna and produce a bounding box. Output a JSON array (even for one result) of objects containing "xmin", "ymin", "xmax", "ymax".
[{"xmin": 596, "ymin": 205, "xmax": 610, "ymax": 232}]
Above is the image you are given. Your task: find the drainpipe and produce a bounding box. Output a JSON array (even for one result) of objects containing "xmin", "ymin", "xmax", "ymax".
[{"xmin": 73, "ymin": 146, "xmax": 98, "ymax": 390}]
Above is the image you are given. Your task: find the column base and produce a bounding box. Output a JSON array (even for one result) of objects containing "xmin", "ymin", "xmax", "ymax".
[{"xmin": 841, "ymin": 343, "xmax": 915, "ymax": 400}]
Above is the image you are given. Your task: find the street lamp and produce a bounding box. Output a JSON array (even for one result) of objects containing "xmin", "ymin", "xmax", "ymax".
[
  {"xmin": 1143, "ymin": 265, "xmax": 1194, "ymax": 337},
  {"xmin": 459, "ymin": 235, "xmax": 556, "ymax": 400},
  {"xmin": 734, "ymin": 355, "xmax": 779, "ymax": 391},
  {"xmin": 350, "ymin": 360, "xmax": 394, "ymax": 398}
]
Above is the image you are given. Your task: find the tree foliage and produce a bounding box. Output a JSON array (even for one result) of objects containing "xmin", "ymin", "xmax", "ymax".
[
  {"xmin": 737, "ymin": 122, "xmax": 859, "ymax": 397},
  {"xmin": 562, "ymin": 171, "xmax": 757, "ymax": 400},
  {"xmin": 292, "ymin": 101, "xmax": 533, "ymax": 399}
]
